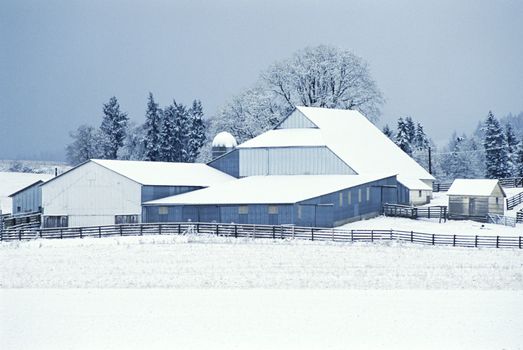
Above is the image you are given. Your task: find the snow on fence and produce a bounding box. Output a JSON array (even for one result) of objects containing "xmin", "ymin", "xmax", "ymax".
[
  {"xmin": 0, "ymin": 222, "xmax": 521, "ymax": 249},
  {"xmin": 383, "ymin": 203, "xmax": 447, "ymax": 223},
  {"xmin": 506, "ymin": 191, "xmax": 523, "ymax": 211},
  {"xmin": 499, "ymin": 177, "xmax": 523, "ymax": 188},
  {"xmin": 487, "ymin": 214, "xmax": 516, "ymax": 227}
]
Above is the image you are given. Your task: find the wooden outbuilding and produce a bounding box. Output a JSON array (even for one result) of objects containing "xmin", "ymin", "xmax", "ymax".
[{"xmin": 447, "ymin": 179, "xmax": 506, "ymax": 221}]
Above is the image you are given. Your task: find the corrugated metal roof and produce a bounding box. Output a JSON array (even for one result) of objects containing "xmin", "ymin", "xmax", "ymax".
[
  {"xmin": 144, "ymin": 174, "xmax": 396, "ymax": 205},
  {"xmin": 238, "ymin": 128, "xmax": 325, "ymax": 148}
]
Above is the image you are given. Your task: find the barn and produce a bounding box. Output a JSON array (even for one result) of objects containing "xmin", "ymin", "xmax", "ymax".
[
  {"xmin": 8, "ymin": 180, "xmax": 46, "ymax": 215},
  {"xmin": 142, "ymin": 174, "xmax": 399, "ymax": 228},
  {"xmin": 0, "ymin": 172, "xmax": 53, "ymax": 215},
  {"xmin": 209, "ymin": 106, "xmax": 434, "ymax": 205},
  {"xmin": 40, "ymin": 159, "xmax": 234, "ymax": 228},
  {"xmin": 447, "ymin": 179, "xmax": 506, "ymax": 221}
]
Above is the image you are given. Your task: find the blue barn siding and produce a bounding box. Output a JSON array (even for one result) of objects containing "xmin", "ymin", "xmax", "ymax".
[
  {"xmin": 396, "ymin": 182, "xmax": 410, "ymax": 205},
  {"xmin": 277, "ymin": 110, "xmax": 317, "ymax": 129},
  {"xmin": 11, "ymin": 184, "xmax": 43, "ymax": 214},
  {"xmin": 208, "ymin": 149, "xmax": 239, "ymax": 178},
  {"xmin": 239, "ymin": 147, "xmax": 355, "ymax": 177},
  {"xmin": 141, "ymin": 185, "xmax": 202, "ymax": 203}
]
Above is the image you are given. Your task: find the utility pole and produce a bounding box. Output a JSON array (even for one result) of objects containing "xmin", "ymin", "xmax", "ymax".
[{"xmin": 428, "ymin": 147, "xmax": 432, "ymax": 174}]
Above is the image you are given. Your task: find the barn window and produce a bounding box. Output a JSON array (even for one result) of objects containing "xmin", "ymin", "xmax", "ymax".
[
  {"xmin": 238, "ymin": 205, "xmax": 249, "ymax": 214},
  {"xmin": 366, "ymin": 187, "xmax": 370, "ymax": 201},
  {"xmin": 268, "ymin": 205, "xmax": 278, "ymax": 214},
  {"xmin": 496, "ymin": 197, "xmax": 499, "ymax": 205},
  {"xmin": 339, "ymin": 192, "xmax": 343, "ymax": 206},
  {"xmin": 158, "ymin": 207, "xmax": 168, "ymax": 215},
  {"xmin": 358, "ymin": 189, "xmax": 362, "ymax": 203},
  {"xmin": 44, "ymin": 216, "xmax": 68, "ymax": 228},
  {"xmin": 347, "ymin": 192, "xmax": 352, "ymax": 205},
  {"xmin": 17, "ymin": 206, "xmax": 21, "ymax": 212},
  {"xmin": 418, "ymin": 190, "xmax": 422, "ymax": 197},
  {"xmin": 297, "ymin": 205, "xmax": 302, "ymax": 219},
  {"xmin": 115, "ymin": 215, "xmax": 139, "ymax": 224}
]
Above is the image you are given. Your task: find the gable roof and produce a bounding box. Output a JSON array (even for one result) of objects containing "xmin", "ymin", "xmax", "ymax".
[
  {"xmin": 242, "ymin": 107, "xmax": 435, "ymax": 184},
  {"xmin": 144, "ymin": 174, "xmax": 396, "ymax": 205},
  {"xmin": 447, "ymin": 179, "xmax": 506, "ymax": 197}
]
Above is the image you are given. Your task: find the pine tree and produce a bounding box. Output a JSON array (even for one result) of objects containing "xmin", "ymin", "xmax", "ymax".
[
  {"xmin": 483, "ymin": 111, "xmax": 509, "ymax": 179},
  {"xmin": 186, "ymin": 100, "xmax": 206, "ymax": 162},
  {"xmin": 516, "ymin": 138, "xmax": 523, "ymax": 177},
  {"xmin": 143, "ymin": 92, "xmax": 162, "ymax": 161},
  {"xmin": 395, "ymin": 118, "xmax": 412, "ymax": 156},
  {"xmin": 505, "ymin": 124, "xmax": 519, "ymax": 177},
  {"xmin": 382, "ymin": 124, "xmax": 394, "ymax": 140},
  {"xmin": 159, "ymin": 102, "xmax": 180, "ymax": 162},
  {"xmin": 99, "ymin": 97, "xmax": 129, "ymax": 159},
  {"xmin": 414, "ymin": 123, "xmax": 429, "ymax": 150},
  {"xmin": 404, "ymin": 117, "xmax": 416, "ymax": 145}
]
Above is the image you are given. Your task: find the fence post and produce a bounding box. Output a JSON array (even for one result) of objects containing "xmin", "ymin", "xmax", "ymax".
[
  {"xmin": 234, "ymin": 225, "xmax": 238, "ymax": 238},
  {"xmin": 79, "ymin": 227, "xmax": 83, "ymax": 239},
  {"xmin": 519, "ymin": 236, "xmax": 521, "ymax": 249},
  {"xmin": 410, "ymin": 231, "xmax": 413, "ymax": 243},
  {"xmin": 139, "ymin": 224, "xmax": 143, "ymax": 236},
  {"xmin": 272, "ymin": 226, "xmax": 276, "ymax": 239},
  {"xmin": 453, "ymin": 235, "xmax": 456, "ymax": 246},
  {"xmin": 119, "ymin": 225, "xmax": 123, "ymax": 236},
  {"xmin": 216, "ymin": 224, "xmax": 219, "ymax": 236},
  {"xmin": 178, "ymin": 224, "xmax": 181, "ymax": 235},
  {"xmin": 351, "ymin": 230, "xmax": 354, "ymax": 242},
  {"xmin": 38, "ymin": 229, "xmax": 42, "ymax": 238},
  {"xmin": 196, "ymin": 223, "xmax": 199, "ymax": 233},
  {"xmin": 18, "ymin": 229, "xmax": 21, "ymax": 241},
  {"xmin": 475, "ymin": 235, "xmax": 478, "ymax": 248},
  {"xmin": 371, "ymin": 230, "xmax": 373, "ymax": 242},
  {"xmin": 311, "ymin": 228, "xmax": 314, "ymax": 241},
  {"xmin": 332, "ymin": 228, "xmax": 335, "ymax": 241},
  {"xmin": 159, "ymin": 224, "xmax": 162, "ymax": 235},
  {"xmin": 60, "ymin": 229, "xmax": 63, "ymax": 239},
  {"xmin": 431, "ymin": 234, "xmax": 434, "ymax": 245},
  {"xmin": 390, "ymin": 229, "xmax": 393, "ymax": 241},
  {"xmin": 496, "ymin": 236, "xmax": 499, "ymax": 248}
]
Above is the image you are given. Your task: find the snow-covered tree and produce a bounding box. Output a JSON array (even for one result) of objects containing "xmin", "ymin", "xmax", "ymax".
[
  {"xmin": 99, "ymin": 97, "xmax": 129, "ymax": 159},
  {"xmin": 382, "ymin": 124, "xmax": 394, "ymax": 140},
  {"xmin": 395, "ymin": 118, "xmax": 412, "ymax": 156},
  {"xmin": 119, "ymin": 123, "xmax": 146, "ymax": 160},
  {"xmin": 516, "ymin": 138, "xmax": 523, "ymax": 177},
  {"xmin": 483, "ymin": 111, "xmax": 509, "ymax": 179},
  {"xmin": 143, "ymin": 92, "xmax": 162, "ymax": 161},
  {"xmin": 505, "ymin": 124, "xmax": 519, "ymax": 176},
  {"xmin": 186, "ymin": 100, "xmax": 206, "ymax": 162},
  {"xmin": 212, "ymin": 45, "xmax": 383, "ymax": 144},
  {"xmin": 159, "ymin": 102, "xmax": 181, "ymax": 162},
  {"xmin": 404, "ymin": 117, "xmax": 416, "ymax": 145},
  {"xmin": 66, "ymin": 125, "xmax": 101, "ymax": 165},
  {"xmin": 414, "ymin": 123, "xmax": 429, "ymax": 150}
]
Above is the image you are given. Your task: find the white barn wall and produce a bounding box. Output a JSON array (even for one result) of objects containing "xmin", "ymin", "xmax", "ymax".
[{"xmin": 42, "ymin": 162, "xmax": 141, "ymax": 227}]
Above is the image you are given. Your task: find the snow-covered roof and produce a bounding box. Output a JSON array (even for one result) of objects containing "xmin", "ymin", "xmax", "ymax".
[
  {"xmin": 0, "ymin": 172, "xmax": 54, "ymax": 214},
  {"xmin": 212, "ymin": 131, "xmax": 237, "ymax": 148},
  {"xmin": 397, "ymin": 176, "xmax": 432, "ymax": 191},
  {"xmin": 91, "ymin": 159, "xmax": 235, "ymax": 186},
  {"xmin": 447, "ymin": 179, "xmax": 506, "ymax": 197},
  {"xmin": 238, "ymin": 106, "xmax": 435, "ymax": 185},
  {"xmin": 238, "ymin": 128, "xmax": 325, "ymax": 148},
  {"xmin": 144, "ymin": 174, "xmax": 396, "ymax": 205}
]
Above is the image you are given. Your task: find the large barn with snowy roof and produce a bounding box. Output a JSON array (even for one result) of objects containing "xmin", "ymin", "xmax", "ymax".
[
  {"xmin": 208, "ymin": 106, "xmax": 434, "ymax": 205},
  {"xmin": 40, "ymin": 159, "xmax": 234, "ymax": 227}
]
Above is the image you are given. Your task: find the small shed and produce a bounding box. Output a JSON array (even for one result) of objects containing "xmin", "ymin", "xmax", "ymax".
[
  {"xmin": 9, "ymin": 180, "xmax": 45, "ymax": 215},
  {"xmin": 447, "ymin": 179, "xmax": 506, "ymax": 220}
]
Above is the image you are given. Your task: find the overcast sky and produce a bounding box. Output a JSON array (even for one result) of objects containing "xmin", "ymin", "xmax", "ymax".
[{"xmin": 1, "ymin": 0, "xmax": 522, "ymax": 160}]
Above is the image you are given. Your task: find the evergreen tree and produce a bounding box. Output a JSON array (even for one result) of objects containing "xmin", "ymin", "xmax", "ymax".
[
  {"xmin": 382, "ymin": 124, "xmax": 394, "ymax": 140},
  {"xmin": 516, "ymin": 138, "xmax": 523, "ymax": 177},
  {"xmin": 143, "ymin": 92, "xmax": 162, "ymax": 161},
  {"xmin": 186, "ymin": 100, "xmax": 207, "ymax": 162},
  {"xmin": 159, "ymin": 102, "xmax": 181, "ymax": 162},
  {"xmin": 414, "ymin": 123, "xmax": 429, "ymax": 150},
  {"xmin": 483, "ymin": 111, "xmax": 509, "ymax": 179},
  {"xmin": 99, "ymin": 97, "xmax": 129, "ymax": 159},
  {"xmin": 404, "ymin": 117, "xmax": 416, "ymax": 145},
  {"xmin": 174, "ymin": 102, "xmax": 191, "ymax": 162},
  {"xmin": 395, "ymin": 118, "xmax": 412, "ymax": 156},
  {"xmin": 505, "ymin": 124, "xmax": 519, "ymax": 176}
]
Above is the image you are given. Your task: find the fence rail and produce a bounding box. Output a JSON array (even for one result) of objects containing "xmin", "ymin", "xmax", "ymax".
[
  {"xmin": 1, "ymin": 222, "xmax": 521, "ymax": 249},
  {"xmin": 507, "ymin": 191, "xmax": 523, "ymax": 211},
  {"xmin": 499, "ymin": 177, "xmax": 523, "ymax": 188},
  {"xmin": 383, "ymin": 204, "xmax": 447, "ymax": 223},
  {"xmin": 432, "ymin": 182, "xmax": 452, "ymax": 192}
]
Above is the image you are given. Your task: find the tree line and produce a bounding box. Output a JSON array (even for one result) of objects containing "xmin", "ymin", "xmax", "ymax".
[{"xmin": 66, "ymin": 94, "xmax": 206, "ymax": 165}]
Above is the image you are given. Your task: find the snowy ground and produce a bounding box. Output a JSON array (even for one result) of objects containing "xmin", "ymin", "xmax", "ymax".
[
  {"xmin": 1, "ymin": 234, "xmax": 521, "ymax": 289},
  {"xmin": 1, "ymin": 289, "xmax": 522, "ymax": 350},
  {"xmin": 341, "ymin": 215, "xmax": 523, "ymax": 237}
]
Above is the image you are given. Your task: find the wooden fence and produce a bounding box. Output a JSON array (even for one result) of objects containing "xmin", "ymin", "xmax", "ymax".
[
  {"xmin": 383, "ymin": 204, "xmax": 447, "ymax": 223},
  {"xmin": 506, "ymin": 191, "xmax": 523, "ymax": 211},
  {"xmin": 432, "ymin": 182, "xmax": 452, "ymax": 192},
  {"xmin": 517, "ymin": 210, "xmax": 523, "ymax": 224},
  {"xmin": 499, "ymin": 177, "xmax": 523, "ymax": 188},
  {"xmin": 1, "ymin": 222, "xmax": 520, "ymax": 249}
]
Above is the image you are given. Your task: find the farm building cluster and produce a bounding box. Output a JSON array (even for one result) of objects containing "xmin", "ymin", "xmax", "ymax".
[{"xmin": 1, "ymin": 107, "xmax": 517, "ymax": 229}]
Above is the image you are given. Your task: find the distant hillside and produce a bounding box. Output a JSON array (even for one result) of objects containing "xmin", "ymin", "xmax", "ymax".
[{"xmin": 0, "ymin": 160, "xmax": 71, "ymax": 175}]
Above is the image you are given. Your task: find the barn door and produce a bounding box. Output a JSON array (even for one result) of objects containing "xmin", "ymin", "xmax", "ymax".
[{"xmin": 468, "ymin": 198, "xmax": 476, "ymax": 215}]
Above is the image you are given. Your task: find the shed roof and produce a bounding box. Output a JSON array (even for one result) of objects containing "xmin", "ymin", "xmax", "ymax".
[
  {"xmin": 397, "ymin": 176, "xmax": 432, "ymax": 191},
  {"xmin": 0, "ymin": 172, "xmax": 54, "ymax": 214},
  {"xmin": 447, "ymin": 179, "xmax": 506, "ymax": 197},
  {"xmin": 238, "ymin": 106, "xmax": 435, "ymax": 186},
  {"xmin": 91, "ymin": 159, "xmax": 235, "ymax": 186},
  {"xmin": 144, "ymin": 174, "xmax": 396, "ymax": 205},
  {"xmin": 8, "ymin": 180, "xmax": 45, "ymax": 197}
]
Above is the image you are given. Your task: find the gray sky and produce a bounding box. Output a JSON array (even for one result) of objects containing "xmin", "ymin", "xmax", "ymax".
[{"xmin": 1, "ymin": 0, "xmax": 522, "ymax": 160}]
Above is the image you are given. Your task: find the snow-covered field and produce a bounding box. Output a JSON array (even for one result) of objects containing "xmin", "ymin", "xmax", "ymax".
[
  {"xmin": 341, "ymin": 215, "xmax": 523, "ymax": 237},
  {"xmin": 1, "ymin": 234, "xmax": 521, "ymax": 289}
]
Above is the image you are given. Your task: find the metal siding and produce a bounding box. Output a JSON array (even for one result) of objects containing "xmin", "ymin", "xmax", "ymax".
[
  {"xmin": 239, "ymin": 147, "xmax": 355, "ymax": 176},
  {"xmin": 277, "ymin": 110, "xmax": 316, "ymax": 129},
  {"xmin": 41, "ymin": 161, "xmax": 142, "ymax": 227},
  {"xmin": 208, "ymin": 149, "xmax": 239, "ymax": 177},
  {"xmin": 12, "ymin": 185, "xmax": 42, "ymax": 214},
  {"xmin": 141, "ymin": 185, "xmax": 202, "ymax": 202}
]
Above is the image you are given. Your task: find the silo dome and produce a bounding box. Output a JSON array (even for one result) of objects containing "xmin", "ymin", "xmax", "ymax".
[
  {"xmin": 212, "ymin": 132, "xmax": 237, "ymax": 159},
  {"xmin": 212, "ymin": 131, "xmax": 237, "ymax": 148}
]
